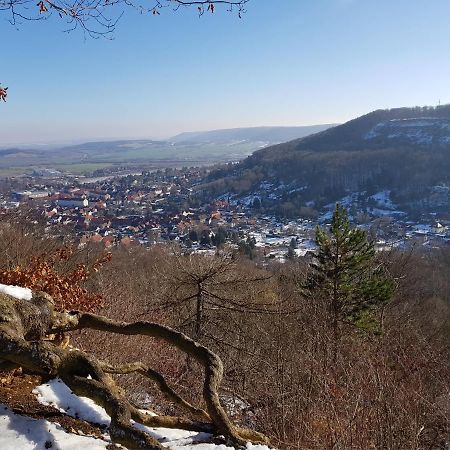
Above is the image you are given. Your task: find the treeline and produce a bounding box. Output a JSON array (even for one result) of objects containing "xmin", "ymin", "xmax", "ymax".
[{"xmin": 2, "ymin": 212, "xmax": 450, "ymax": 448}]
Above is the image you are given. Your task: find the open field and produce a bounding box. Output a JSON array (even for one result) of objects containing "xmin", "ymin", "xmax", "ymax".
[{"xmin": 0, "ymin": 141, "xmax": 257, "ymax": 176}]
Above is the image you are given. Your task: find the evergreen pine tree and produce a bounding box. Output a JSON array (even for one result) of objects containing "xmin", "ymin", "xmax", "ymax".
[{"xmin": 305, "ymin": 203, "xmax": 393, "ymax": 334}]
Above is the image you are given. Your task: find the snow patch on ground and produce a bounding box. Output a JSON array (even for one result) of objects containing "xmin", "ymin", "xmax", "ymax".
[
  {"xmin": 368, "ymin": 208, "xmax": 406, "ymax": 217},
  {"xmin": 0, "ymin": 283, "xmax": 32, "ymax": 301},
  {"xmin": 33, "ymin": 379, "xmax": 272, "ymax": 449},
  {"xmin": 239, "ymin": 194, "xmax": 261, "ymax": 207},
  {"xmin": 370, "ymin": 190, "xmax": 395, "ymax": 210},
  {"xmin": 364, "ymin": 122, "xmax": 384, "ymax": 139},
  {"xmin": 294, "ymin": 240, "xmax": 316, "ymax": 257},
  {"xmin": 34, "ymin": 379, "xmax": 111, "ymax": 426},
  {"xmin": 412, "ymin": 224, "xmax": 433, "ymax": 235},
  {"xmin": 0, "ymin": 404, "xmax": 110, "ymax": 450}
]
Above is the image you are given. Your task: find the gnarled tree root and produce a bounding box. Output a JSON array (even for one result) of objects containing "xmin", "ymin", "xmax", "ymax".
[
  {"xmin": 100, "ymin": 361, "xmax": 211, "ymax": 421},
  {"xmin": 0, "ymin": 292, "xmax": 269, "ymax": 449}
]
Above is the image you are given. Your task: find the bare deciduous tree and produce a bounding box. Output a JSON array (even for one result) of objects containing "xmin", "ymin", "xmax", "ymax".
[{"xmin": 153, "ymin": 251, "xmax": 274, "ymax": 340}]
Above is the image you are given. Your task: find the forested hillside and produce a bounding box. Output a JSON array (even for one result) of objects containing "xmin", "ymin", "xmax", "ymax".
[{"xmin": 201, "ymin": 106, "xmax": 450, "ymax": 217}]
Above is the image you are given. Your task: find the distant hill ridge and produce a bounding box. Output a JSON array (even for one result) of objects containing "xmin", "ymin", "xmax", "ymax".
[
  {"xmin": 0, "ymin": 125, "xmax": 337, "ymax": 174},
  {"xmin": 253, "ymin": 105, "xmax": 450, "ymax": 158},
  {"xmin": 169, "ymin": 125, "xmax": 337, "ymax": 144}
]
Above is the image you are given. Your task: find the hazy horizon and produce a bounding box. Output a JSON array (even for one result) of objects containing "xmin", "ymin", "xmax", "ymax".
[{"xmin": 0, "ymin": 122, "xmax": 340, "ymax": 147}]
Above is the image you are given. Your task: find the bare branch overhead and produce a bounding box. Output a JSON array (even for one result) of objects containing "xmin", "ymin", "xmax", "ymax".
[{"xmin": 1, "ymin": 0, "xmax": 250, "ymax": 38}]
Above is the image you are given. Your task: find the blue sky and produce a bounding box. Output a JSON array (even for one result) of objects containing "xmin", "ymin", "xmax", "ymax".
[{"xmin": 2, "ymin": 0, "xmax": 450, "ymax": 144}]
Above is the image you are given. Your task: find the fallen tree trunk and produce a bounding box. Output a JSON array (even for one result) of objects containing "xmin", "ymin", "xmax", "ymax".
[{"xmin": 0, "ymin": 291, "xmax": 269, "ymax": 449}]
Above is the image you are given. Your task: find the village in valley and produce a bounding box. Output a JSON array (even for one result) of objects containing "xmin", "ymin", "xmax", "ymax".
[{"xmin": 1, "ymin": 167, "xmax": 450, "ymax": 262}]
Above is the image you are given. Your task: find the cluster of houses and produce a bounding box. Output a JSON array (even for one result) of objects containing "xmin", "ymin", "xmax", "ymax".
[
  {"xmin": 0, "ymin": 169, "xmax": 314, "ymax": 259},
  {"xmin": 2, "ymin": 170, "xmax": 450, "ymax": 261}
]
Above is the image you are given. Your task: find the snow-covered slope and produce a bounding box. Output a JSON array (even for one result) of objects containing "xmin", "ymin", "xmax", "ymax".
[
  {"xmin": 0, "ymin": 378, "xmax": 272, "ymax": 450},
  {"xmin": 364, "ymin": 117, "xmax": 450, "ymax": 145}
]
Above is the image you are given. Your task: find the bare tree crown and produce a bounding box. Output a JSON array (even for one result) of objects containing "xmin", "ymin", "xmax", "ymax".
[{"xmin": 1, "ymin": 0, "xmax": 250, "ymax": 37}]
